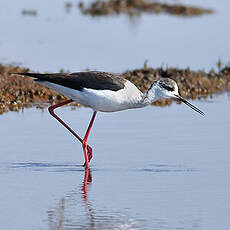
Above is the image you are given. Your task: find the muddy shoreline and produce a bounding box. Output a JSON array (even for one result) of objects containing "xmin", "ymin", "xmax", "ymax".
[{"xmin": 0, "ymin": 63, "xmax": 230, "ymax": 114}]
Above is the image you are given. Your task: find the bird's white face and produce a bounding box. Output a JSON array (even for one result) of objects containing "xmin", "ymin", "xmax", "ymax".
[
  {"xmin": 155, "ymin": 78, "xmax": 179, "ymax": 99},
  {"xmin": 156, "ymin": 78, "xmax": 205, "ymax": 116}
]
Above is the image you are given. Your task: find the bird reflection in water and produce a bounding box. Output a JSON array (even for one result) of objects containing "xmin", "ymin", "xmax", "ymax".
[
  {"xmin": 47, "ymin": 168, "xmax": 94, "ymax": 230},
  {"xmin": 81, "ymin": 168, "xmax": 95, "ymax": 228},
  {"xmin": 47, "ymin": 169, "xmax": 141, "ymax": 230}
]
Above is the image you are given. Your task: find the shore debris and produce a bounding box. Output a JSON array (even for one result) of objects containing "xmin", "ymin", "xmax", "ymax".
[
  {"xmin": 0, "ymin": 63, "xmax": 230, "ymax": 114},
  {"xmin": 79, "ymin": 0, "xmax": 213, "ymax": 17},
  {"xmin": 65, "ymin": 2, "xmax": 73, "ymax": 12},
  {"xmin": 21, "ymin": 9, "xmax": 38, "ymax": 16}
]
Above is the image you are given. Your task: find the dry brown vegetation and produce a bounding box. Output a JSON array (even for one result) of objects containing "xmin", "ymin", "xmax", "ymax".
[
  {"xmin": 0, "ymin": 63, "xmax": 230, "ymax": 114},
  {"xmin": 79, "ymin": 0, "xmax": 213, "ymax": 17},
  {"xmin": 0, "ymin": 65, "xmax": 67, "ymax": 114}
]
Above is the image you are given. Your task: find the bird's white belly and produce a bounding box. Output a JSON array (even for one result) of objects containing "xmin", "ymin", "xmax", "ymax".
[
  {"xmin": 78, "ymin": 88, "xmax": 132, "ymax": 112},
  {"xmin": 38, "ymin": 81, "xmax": 143, "ymax": 112}
]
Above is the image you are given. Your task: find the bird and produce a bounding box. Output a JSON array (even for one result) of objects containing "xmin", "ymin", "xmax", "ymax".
[{"xmin": 14, "ymin": 71, "xmax": 204, "ymax": 168}]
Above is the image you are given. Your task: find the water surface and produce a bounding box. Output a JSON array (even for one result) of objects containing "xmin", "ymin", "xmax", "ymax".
[
  {"xmin": 1, "ymin": 94, "xmax": 230, "ymax": 229},
  {"xmin": 0, "ymin": 0, "xmax": 229, "ymax": 72}
]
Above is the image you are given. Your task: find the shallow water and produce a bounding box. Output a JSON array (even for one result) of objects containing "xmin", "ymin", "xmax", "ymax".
[
  {"xmin": 0, "ymin": 0, "xmax": 229, "ymax": 72},
  {"xmin": 1, "ymin": 94, "xmax": 230, "ymax": 229}
]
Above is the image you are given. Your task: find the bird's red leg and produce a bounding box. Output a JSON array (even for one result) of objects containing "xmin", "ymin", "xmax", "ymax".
[
  {"xmin": 83, "ymin": 111, "xmax": 97, "ymax": 168},
  {"xmin": 48, "ymin": 99, "xmax": 93, "ymax": 166},
  {"xmin": 48, "ymin": 99, "xmax": 83, "ymax": 142}
]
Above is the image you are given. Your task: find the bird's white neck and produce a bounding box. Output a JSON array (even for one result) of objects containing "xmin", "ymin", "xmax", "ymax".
[{"xmin": 140, "ymin": 83, "xmax": 160, "ymax": 106}]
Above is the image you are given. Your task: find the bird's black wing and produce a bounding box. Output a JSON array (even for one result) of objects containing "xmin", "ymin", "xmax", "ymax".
[{"xmin": 15, "ymin": 71, "xmax": 126, "ymax": 92}]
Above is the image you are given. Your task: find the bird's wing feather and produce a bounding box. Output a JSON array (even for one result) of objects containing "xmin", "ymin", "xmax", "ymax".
[{"xmin": 14, "ymin": 71, "xmax": 126, "ymax": 91}]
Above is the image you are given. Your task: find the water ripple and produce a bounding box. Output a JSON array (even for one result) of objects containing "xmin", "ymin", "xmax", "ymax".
[
  {"xmin": 138, "ymin": 164, "xmax": 199, "ymax": 173},
  {"xmin": 11, "ymin": 162, "xmax": 85, "ymax": 172}
]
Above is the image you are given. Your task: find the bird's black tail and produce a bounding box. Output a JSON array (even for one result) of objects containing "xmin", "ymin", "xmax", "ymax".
[{"xmin": 10, "ymin": 72, "xmax": 57, "ymax": 82}]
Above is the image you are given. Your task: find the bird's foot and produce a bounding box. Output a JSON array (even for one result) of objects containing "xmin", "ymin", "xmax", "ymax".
[
  {"xmin": 83, "ymin": 144, "xmax": 93, "ymax": 167},
  {"xmin": 86, "ymin": 145, "xmax": 93, "ymax": 162}
]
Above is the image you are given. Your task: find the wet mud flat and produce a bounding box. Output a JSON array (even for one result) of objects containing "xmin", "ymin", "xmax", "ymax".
[
  {"xmin": 79, "ymin": 0, "xmax": 213, "ymax": 17},
  {"xmin": 0, "ymin": 63, "xmax": 230, "ymax": 114}
]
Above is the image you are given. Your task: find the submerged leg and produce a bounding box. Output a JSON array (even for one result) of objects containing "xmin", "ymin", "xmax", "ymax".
[
  {"xmin": 82, "ymin": 111, "xmax": 97, "ymax": 168},
  {"xmin": 48, "ymin": 99, "xmax": 93, "ymax": 167}
]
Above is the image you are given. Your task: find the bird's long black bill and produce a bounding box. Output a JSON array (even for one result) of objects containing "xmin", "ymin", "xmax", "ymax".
[{"xmin": 176, "ymin": 95, "xmax": 205, "ymax": 116}]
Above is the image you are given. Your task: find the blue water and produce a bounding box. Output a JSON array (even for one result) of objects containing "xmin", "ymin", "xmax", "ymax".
[
  {"xmin": 0, "ymin": 0, "xmax": 229, "ymax": 72},
  {"xmin": 1, "ymin": 93, "xmax": 230, "ymax": 229},
  {"xmin": 1, "ymin": 0, "xmax": 230, "ymax": 228}
]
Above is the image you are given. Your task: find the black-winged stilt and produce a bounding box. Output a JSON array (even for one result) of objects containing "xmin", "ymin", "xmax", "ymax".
[{"xmin": 14, "ymin": 71, "xmax": 204, "ymax": 168}]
